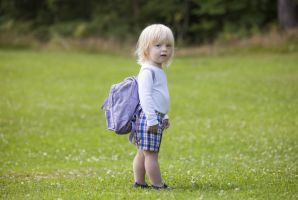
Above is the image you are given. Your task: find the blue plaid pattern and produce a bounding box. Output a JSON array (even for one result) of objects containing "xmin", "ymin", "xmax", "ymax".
[{"xmin": 134, "ymin": 111, "xmax": 165, "ymax": 152}]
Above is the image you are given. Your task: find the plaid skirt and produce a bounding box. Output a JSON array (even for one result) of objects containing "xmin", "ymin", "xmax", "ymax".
[{"xmin": 134, "ymin": 111, "xmax": 165, "ymax": 152}]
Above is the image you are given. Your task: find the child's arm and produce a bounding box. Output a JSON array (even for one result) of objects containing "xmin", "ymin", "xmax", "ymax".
[{"xmin": 138, "ymin": 70, "xmax": 158, "ymax": 127}]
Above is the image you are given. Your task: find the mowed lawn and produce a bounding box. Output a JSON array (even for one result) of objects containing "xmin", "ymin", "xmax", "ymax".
[{"xmin": 0, "ymin": 49, "xmax": 297, "ymax": 199}]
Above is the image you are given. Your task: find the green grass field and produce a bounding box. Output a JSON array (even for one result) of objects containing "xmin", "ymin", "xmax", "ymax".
[{"xmin": 0, "ymin": 49, "xmax": 297, "ymax": 199}]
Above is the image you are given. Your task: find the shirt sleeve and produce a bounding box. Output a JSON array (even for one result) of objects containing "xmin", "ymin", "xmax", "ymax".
[{"xmin": 138, "ymin": 69, "xmax": 158, "ymax": 126}]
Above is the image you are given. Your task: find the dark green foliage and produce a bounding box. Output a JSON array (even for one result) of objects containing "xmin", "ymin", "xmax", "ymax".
[{"xmin": 0, "ymin": 0, "xmax": 281, "ymax": 44}]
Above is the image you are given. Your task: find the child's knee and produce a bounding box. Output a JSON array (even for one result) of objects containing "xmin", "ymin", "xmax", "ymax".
[{"xmin": 136, "ymin": 149, "xmax": 145, "ymax": 157}]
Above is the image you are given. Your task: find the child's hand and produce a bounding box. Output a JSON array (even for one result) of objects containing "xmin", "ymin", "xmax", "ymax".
[
  {"xmin": 163, "ymin": 119, "xmax": 170, "ymax": 129},
  {"xmin": 148, "ymin": 124, "xmax": 158, "ymax": 133}
]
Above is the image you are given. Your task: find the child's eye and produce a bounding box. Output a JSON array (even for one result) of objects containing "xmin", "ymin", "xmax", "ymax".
[
  {"xmin": 166, "ymin": 44, "xmax": 172, "ymax": 48},
  {"xmin": 155, "ymin": 44, "xmax": 161, "ymax": 47}
]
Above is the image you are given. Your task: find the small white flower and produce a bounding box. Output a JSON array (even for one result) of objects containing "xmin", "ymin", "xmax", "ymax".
[{"xmin": 191, "ymin": 176, "xmax": 196, "ymax": 184}]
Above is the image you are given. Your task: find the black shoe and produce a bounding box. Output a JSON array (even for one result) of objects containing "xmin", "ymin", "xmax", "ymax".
[
  {"xmin": 133, "ymin": 182, "xmax": 150, "ymax": 189},
  {"xmin": 151, "ymin": 183, "xmax": 172, "ymax": 190}
]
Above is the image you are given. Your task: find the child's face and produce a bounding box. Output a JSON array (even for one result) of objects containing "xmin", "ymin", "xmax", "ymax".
[{"xmin": 148, "ymin": 41, "xmax": 172, "ymax": 68}]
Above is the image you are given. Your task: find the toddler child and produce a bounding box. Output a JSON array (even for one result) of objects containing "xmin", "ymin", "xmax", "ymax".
[{"xmin": 132, "ymin": 24, "xmax": 174, "ymax": 190}]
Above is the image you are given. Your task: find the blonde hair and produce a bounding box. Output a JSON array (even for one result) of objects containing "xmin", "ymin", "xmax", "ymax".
[{"xmin": 135, "ymin": 24, "xmax": 175, "ymax": 67}]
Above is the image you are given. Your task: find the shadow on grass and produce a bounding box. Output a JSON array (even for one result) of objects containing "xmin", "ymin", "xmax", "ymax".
[{"xmin": 176, "ymin": 181, "xmax": 240, "ymax": 192}]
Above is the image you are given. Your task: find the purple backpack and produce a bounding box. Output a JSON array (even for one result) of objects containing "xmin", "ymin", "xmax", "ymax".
[{"xmin": 101, "ymin": 68, "xmax": 154, "ymax": 135}]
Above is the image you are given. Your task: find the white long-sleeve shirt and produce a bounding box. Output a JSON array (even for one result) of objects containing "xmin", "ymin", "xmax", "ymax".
[{"xmin": 138, "ymin": 63, "xmax": 170, "ymax": 126}]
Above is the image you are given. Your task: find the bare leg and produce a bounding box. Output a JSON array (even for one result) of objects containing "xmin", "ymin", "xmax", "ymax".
[
  {"xmin": 143, "ymin": 150, "xmax": 163, "ymax": 187},
  {"xmin": 133, "ymin": 149, "xmax": 146, "ymax": 184}
]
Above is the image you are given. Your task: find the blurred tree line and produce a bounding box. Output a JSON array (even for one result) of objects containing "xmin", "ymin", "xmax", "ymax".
[{"xmin": 0, "ymin": 0, "xmax": 297, "ymax": 44}]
